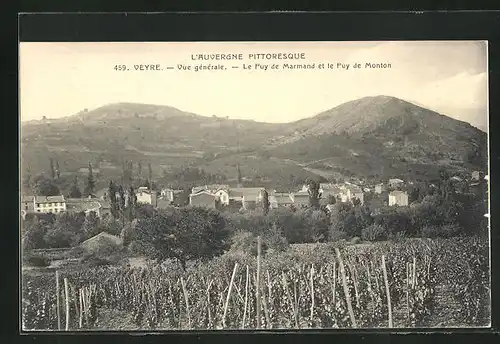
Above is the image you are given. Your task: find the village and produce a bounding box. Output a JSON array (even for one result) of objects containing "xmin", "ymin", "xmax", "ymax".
[{"xmin": 20, "ymin": 167, "xmax": 488, "ymax": 221}]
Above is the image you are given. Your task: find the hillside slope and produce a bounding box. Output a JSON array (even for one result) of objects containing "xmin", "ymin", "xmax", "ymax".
[
  {"xmin": 270, "ymin": 96, "xmax": 487, "ymax": 179},
  {"xmin": 20, "ymin": 96, "xmax": 488, "ymax": 188}
]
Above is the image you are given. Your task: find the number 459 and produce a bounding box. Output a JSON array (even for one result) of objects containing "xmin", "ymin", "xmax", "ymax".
[{"xmin": 114, "ymin": 65, "xmax": 127, "ymax": 71}]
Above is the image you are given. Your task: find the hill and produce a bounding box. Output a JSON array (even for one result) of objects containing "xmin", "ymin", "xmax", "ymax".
[
  {"xmin": 20, "ymin": 96, "xmax": 488, "ymax": 192},
  {"xmin": 269, "ymin": 96, "xmax": 487, "ymax": 180}
]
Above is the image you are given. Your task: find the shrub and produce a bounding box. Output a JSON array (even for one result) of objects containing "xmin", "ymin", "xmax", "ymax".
[
  {"xmin": 128, "ymin": 240, "xmax": 148, "ymax": 256},
  {"xmin": 361, "ymin": 224, "xmax": 388, "ymax": 242},
  {"xmin": 62, "ymin": 246, "xmax": 86, "ymax": 259},
  {"xmin": 421, "ymin": 224, "xmax": 460, "ymax": 239},
  {"xmin": 350, "ymin": 236, "xmax": 361, "ymax": 245},
  {"xmin": 329, "ymin": 230, "xmax": 349, "ymax": 242},
  {"xmin": 80, "ymin": 253, "xmax": 112, "ymax": 267},
  {"xmin": 23, "ymin": 253, "xmax": 51, "ymax": 267}
]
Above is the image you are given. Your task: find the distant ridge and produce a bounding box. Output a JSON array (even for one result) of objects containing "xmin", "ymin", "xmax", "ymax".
[{"xmin": 20, "ymin": 95, "xmax": 487, "ymax": 185}]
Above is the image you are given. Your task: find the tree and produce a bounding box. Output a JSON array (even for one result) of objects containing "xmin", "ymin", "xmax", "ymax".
[
  {"xmin": 148, "ymin": 162, "xmax": 153, "ymax": 184},
  {"xmin": 32, "ymin": 174, "xmax": 60, "ymax": 196},
  {"xmin": 118, "ymin": 185, "xmax": 126, "ymax": 225},
  {"xmin": 308, "ymin": 209, "xmax": 330, "ymax": 242},
  {"xmin": 262, "ymin": 189, "xmax": 270, "ymax": 215},
  {"xmin": 137, "ymin": 161, "xmax": 142, "ymax": 177},
  {"xmin": 44, "ymin": 212, "xmax": 86, "ymax": 248},
  {"xmin": 69, "ymin": 176, "xmax": 82, "ymax": 198},
  {"xmin": 307, "ymin": 179, "xmax": 321, "ymax": 209},
  {"xmin": 136, "ymin": 207, "xmax": 230, "ymax": 270},
  {"xmin": 126, "ymin": 186, "xmax": 137, "ymax": 221},
  {"xmin": 237, "ymin": 164, "xmax": 242, "ymax": 186},
  {"xmin": 49, "ymin": 158, "xmax": 55, "ymax": 180},
  {"xmin": 22, "ymin": 220, "xmax": 49, "ymax": 250},
  {"xmin": 55, "ymin": 160, "xmax": 61, "ymax": 180},
  {"xmin": 23, "ymin": 167, "xmax": 32, "ymax": 190},
  {"xmin": 82, "ymin": 211, "xmax": 100, "ymax": 238},
  {"xmin": 108, "ymin": 180, "xmax": 120, "ymax": 219},
  {"xmin": 84, "ymin": 162, "xmax": 95, "ymax": 196}
]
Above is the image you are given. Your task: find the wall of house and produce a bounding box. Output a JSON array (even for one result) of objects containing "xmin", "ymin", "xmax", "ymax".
[
  {"xmin": 190, "ymin": 194, "xmax": 216, "ymax": 208},
  {"xmin": 34, "ymin": 202, "xmax": 66, "ymax": 213}
]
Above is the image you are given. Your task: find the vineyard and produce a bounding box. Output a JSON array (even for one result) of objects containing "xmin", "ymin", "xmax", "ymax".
[{"xmin": 22, "ymin": 236, "xmax": 490, "ymax": 330}]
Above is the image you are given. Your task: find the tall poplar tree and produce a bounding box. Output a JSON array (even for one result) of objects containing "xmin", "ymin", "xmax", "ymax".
[
  {"xmin": 49, "ymin": 158, "xmax": 56, "ymax": 180},
  {"xmin": 84, "ymin": 162, "xmax": 95, "ymax": 196}
]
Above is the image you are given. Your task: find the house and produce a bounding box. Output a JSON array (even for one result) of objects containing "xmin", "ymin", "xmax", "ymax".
[
  {"xmin": 189, "ymin": 191, "xmax": 218, "ymax": 209},
  {"xmin": 389, "ymin": 178, "xmax": 404, "ymax": 188},
  {"xmin": 66, "ymin": 198, "xmax": 102, "ymax": 217},
  {"xmin": 192, "ymin": 184, "xmax": 230, "ymax": 195},
  {"xmin": 78, "ymin": 167, "xmax": 101, "ymax": 175},
  {"xmin": 290, "ymin": 191, "xmax": 310, "ymax": 207},
  {"xmin": 269, "ymin": 193, "xmax": 294, "ymax": 209},
  {"xmin": 80, "ymin": 232, "xmax": 123, "ymax": 254},
  {"xmin": 21, "ymin": 195, "xmax": 35, "ymax": 212},
  {"xmin": 160, "ymin": 188, "xmax": 184, "ymax": 203},
  {"xmin": 472, "ymin": 171, "xmax": 482, "ymax": 181},
  {"xmin": 388, "ymin": 190, "xmax": 409, "ymax": 206},
  {"xmin": 320, "ymin": 185, "xmax": 343, "ymax": 204},
  {"xmin": 374, "ymin": 183, "xmax": 386, "ymax": 194},
  {"xmin": 28, "ymin": 195, "xmax": 67, "ymax": 214},
  {"xmin": 346, "ymin": 185, "xmax": 364, "ymax": 205},
  {"xmin": 136, "ymin": 187, "xmax": 158, "ymax": 207},
  {"xmin": 228, "ymin": 187, "xmax": 264, "ymax": 204}
]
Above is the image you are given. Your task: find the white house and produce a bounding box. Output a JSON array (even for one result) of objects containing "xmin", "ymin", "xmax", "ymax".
[
  {"xmin": 136, "ymin": 187, "xmax": 158, "ymax": 207},
  {"xmin": 344, "ymin": 185, "xmax": 364, "ymax": 205},
  {"xmin": 389, "ymin": 178, "xmax": 404, "ymax": 188},
  {"xmin": 389, "ymin": 190, "xmax": 409, "ymax": 206},
  {"xmin": 33, "ymin": 195, "xmax": 67, "ymax": 214},
  {"xmin": 375, "ymin": 183, "xmax": 386, "ymax": 194},
  {"xmin": 160, "ymin": 188, "xmax": 184, "ymax": 203}
]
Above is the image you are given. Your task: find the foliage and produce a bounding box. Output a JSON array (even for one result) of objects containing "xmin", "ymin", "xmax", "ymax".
[
  {"xmin": 23, "ymin": 252, "xmax": 51, "ymax": 267},
  {"xmin": 136, "ymin": 207, "xmax": 231, "ymax": 270},
  {"xmin": 43, "ymin": 212, "xmax": 86, "ymax": 248},
  {"xmin": 262, "ymin": 189, "xmax": 270, "ymax": 216},
  {"xmin": 84, "ymin": 162, "xmax": 96, "ymax": 196},
  {"xmin": 82, "ymin": 211, "xmax": 101, "ymax": 238},
  {"xmin": 361, "ymin": 224, "xmax": 388, "ymax": 242},
  {"xmin": 68, "ymin": 176, "xmax": 82, "ymax": 198},
  {"xmin": 23, "ymin": 220, "xmax": 50, "ymax": 250},
  {"xmin": 121, "ymin": 219, "xmax": 138, "ymax": 246},
  {"xmin": 307, "ymin": 179, "xmax": 321, "ymax": 209},
  {"xmin": 31, "ymin": 174, "xmax": 60, "ymax": 196}
]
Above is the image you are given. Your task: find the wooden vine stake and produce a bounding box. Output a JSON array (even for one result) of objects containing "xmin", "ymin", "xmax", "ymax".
[
  {"xmin": 256, "ymin": 236, "xmax": 262, "ymax": 329},
  {"xmin": 64, "ymin": 278, "xmax": 70, "ymax": 331},
  {"xmin": 55, "ymin": 271, "xmax": 61, "ymax": 330},
  {"xmin": 242, "ymin": 265, "xmax": 249, "ymax": 329},
  {"xmin": 180, "ymin": 277, "xmax": 191, "ymax": 329},
  {"xmin": 406, "ymin": 262, "xmax": 410, "ymax": 323},
  {"xmin": 206, "ymin": 280, "xmax": 213, "ymax": 328},
  {"xmin": 310, "ymin": 264, "xmax": 315, "ymax": 323},
  {"xmin": 335, "ymin": 248, "xmax": 357, "ymax": 328},
  {"xmin": 78, "ymin": 289, "xmax": 83, "ymax": 329},
  {"xmin": 222, "ymin": 262, "xmax": 239, "ymax": 328},
  {"xmin": 381, "ymin": 255, "xmax": 393, "ymax": 328}
]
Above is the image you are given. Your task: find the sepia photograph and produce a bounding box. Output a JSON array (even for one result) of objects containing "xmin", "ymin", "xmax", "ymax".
[{"xmin": 19, "ymin": 41, "xmax": 490, "ymax": 331}]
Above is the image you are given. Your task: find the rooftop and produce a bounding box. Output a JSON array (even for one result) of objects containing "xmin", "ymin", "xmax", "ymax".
[{"xmin": 34, "ymin": 195, "xmax": 65, "ymax": 203}]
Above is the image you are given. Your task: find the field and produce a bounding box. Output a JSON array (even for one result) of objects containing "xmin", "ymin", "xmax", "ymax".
[{"xmin": 21, "ymin": 236, "xmax": 490, "ymax": 330}]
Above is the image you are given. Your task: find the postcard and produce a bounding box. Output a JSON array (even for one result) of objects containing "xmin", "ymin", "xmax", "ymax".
[{"xmin": 20, "ymin": 41, "xmax": 490, "ymax": 331}]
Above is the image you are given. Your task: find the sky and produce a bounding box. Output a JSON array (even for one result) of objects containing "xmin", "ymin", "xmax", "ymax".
[{"xmin": 19, "ymin": 41, "xmax": 488, "ymax": 130}]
